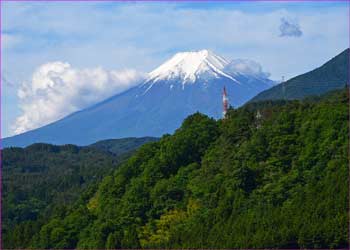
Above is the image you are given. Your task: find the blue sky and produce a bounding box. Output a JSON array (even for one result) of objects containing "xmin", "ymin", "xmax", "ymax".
[{"xmin": 2, "ymin": 1, "xmax": 349, "ymax": 137}]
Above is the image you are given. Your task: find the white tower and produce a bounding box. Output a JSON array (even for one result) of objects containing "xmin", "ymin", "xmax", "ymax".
[{"xmin": 223, "ymin": 86, "xmax": 229, "ymax": 118}]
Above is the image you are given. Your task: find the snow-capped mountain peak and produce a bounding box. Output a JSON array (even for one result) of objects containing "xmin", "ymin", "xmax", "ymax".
[
  {"xmin": 147, "ymin": 49, "xmax": 234, "ymax": 83},
  {"xmin": 3, "ymin": 47, "xmax": 277, "ymax": 147}
]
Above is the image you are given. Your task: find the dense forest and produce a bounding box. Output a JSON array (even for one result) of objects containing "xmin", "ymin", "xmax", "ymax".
[
  {"xmin": 4, "ymin": 89, "xmax": 349, "ymax": 249},
  {"xmin": 2, "ymin": 137, "xmax": 157, "ymax": 248}
]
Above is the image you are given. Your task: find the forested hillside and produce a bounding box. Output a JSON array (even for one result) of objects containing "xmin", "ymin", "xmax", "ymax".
[
  {"xmin": 2, "ymin": 137, "xmax": 157, "ymax": 248},
  {"xmin": 6, "ymin": 89, "xmax": 349, "ymax": 249},
  {"xmin": 89, "ymin": 137, "xmax": 158, "ymax": 155}
]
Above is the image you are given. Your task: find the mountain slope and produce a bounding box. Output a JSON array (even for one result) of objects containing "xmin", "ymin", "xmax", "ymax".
[
  {"xmin": 3, "ymin": 50, "xmax": 273, "ymax": 147},
  {"xmin": 250, "ymin": 48, "xmax": 349, "ymax": 102},
  {"xmin": 13, "ymin": 89, "xmax": 348, "ymax": 249}
]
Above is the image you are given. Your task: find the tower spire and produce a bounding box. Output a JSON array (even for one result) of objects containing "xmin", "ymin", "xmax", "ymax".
[{"xmin": 223, "ymin": 86, "xmax": 229, "ymax": 118}]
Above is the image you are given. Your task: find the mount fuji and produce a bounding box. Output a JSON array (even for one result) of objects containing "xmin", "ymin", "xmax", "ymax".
[{"xmin": 4, "ymin": 50, "xmax": 274, "ymax": 147}]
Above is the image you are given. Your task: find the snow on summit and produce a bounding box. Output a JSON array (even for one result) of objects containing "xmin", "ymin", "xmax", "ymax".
[
  {"xmin": 3, "ymin": 49, "xmax": 275, "ymax": 147},
  {"xmin": 148, "ymin": 49, "xmax": 236, "ymax": 83}
]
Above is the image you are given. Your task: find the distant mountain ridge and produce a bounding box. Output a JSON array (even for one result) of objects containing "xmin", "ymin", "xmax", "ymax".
[
  {"xmin": 89, "ymin": 137, "xmax": 158, "ymax": 155},
  {"xmin": 250, "ymin": 48, "xmax": 349, "ymax": 102},
  {"xmin": 3, "ymin": 50, "xmax": 273, "ymax": 147}
]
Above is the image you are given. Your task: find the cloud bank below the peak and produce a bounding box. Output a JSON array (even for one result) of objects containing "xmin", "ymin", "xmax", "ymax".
[{"xmin": 13, "ymin": 62, "xmax": 144, "ymax": 135}]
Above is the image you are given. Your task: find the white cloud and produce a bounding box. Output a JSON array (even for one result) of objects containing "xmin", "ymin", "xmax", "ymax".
[
  {"xmin": 224, "ymin": 59, "xmax": 270, "ymax": 78},
  {"xmin": 2, "ymin": 2, "xmax": 348, "ymax": 137},
  {"xmin": 2, "ymin": 3, "xmax": 348, "ymax": 79},
  {"xmin": 13, "ymin": 62, "xmax": 144, "ymax": 135}
]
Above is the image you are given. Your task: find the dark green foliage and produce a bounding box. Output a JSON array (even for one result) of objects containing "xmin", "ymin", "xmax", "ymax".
[
  {"xmin": 2, "ymin": 137, "xmax": 157, "ymax": 249},
  {"xmin": 251, "ymin": 48, "xmax": 349, "ymax": 102},
  {"xmin": 89, "ymin": 137, "xmax": 158, "ymax": 155},
  {"xmin": 5, "ymin": 90, "xmax": 349, "ymax": 248}
]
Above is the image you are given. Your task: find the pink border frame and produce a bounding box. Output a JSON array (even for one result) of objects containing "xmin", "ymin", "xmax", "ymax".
[{"xmin": 0, "ymin": 0, "xmax": 349, "ymax": 249}]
